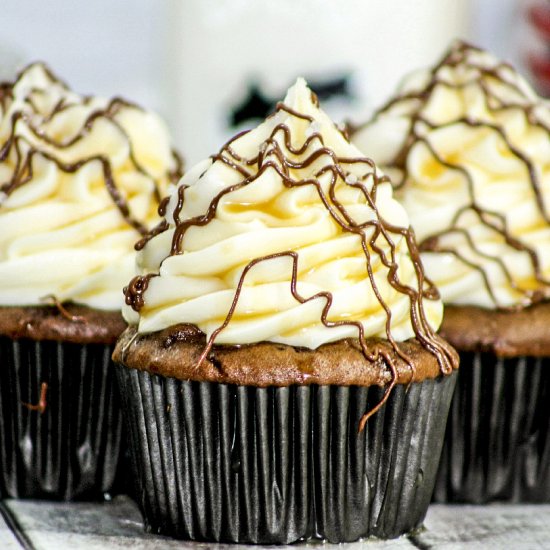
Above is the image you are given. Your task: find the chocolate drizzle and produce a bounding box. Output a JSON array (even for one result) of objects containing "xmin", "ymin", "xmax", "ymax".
[
  {"xmin": 124, "ymin": 273, "xmax": 158, "ymax": 311},
  {"xmin": 360, "ymin": 41, "xmax": 550, "ymax": 309},
  {"xmin": 126, "ymin": 88, "xmax": 456, "ymax": 429},
  {"xmin": 0, "ymin": 62, "xmax": 182, "ymax": 235}
]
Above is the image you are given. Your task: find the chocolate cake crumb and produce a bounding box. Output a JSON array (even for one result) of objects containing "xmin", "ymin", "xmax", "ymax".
[
  {"xmin": 114, "ymin": 324, "xmax": 457, "ymax": 388},
  {"xmin": 0, "ymin": 305, "xmax": 126, "ymax": 344}
]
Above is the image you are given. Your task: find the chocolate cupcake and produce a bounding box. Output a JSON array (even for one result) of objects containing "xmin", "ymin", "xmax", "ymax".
[
  {"xmin": 352, "ymin": 41, "xmax": 550, "ymax": 502},
  {"xmin": 114, "ymin": 78, "xmax": 457, "ymax": 543},
  {"xmin": 0, "ymin": 63, "xmax": 182, "ymax": 499}
]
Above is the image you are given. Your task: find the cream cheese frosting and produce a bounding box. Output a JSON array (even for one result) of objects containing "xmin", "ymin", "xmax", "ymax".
[
  {"xmin": 124, "ymin": 78, "xmax": 444, "ymax": 352},
  {"xmin": 352, "ymin": 41, "xmax": 550, "ymax": 310},
  {"xmin": 0, "ymin": 63, "xmax": 182, "ymax": 310}
]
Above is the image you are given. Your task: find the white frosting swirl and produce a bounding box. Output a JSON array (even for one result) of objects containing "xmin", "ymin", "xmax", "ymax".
[
  {"xmin": 126, "ymin": 79, "xmax": 442, "ymax": 349},
  {"xmin": 0, "ymin": 63, "xmax": 180, "ymax": 310},
  {"xmin": 352, "ymin": 41, "xmax": 550, "ymax": 309}
]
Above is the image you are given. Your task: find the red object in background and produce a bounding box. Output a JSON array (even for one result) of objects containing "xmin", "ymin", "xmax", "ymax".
[
  {"xmin": 526, "ymin": 2, "xmax": 550, "ymax": 95},
  {"xmin": 529, "ymin": 3, "xmax": 550, "ymax": 38}
]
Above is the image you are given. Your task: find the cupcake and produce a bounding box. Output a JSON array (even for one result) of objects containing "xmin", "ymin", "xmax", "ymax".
[
  {"xmin": 352, "ymin": 41, "xmax": 550, "ymax": 502},
  {"xmin": 114, "ymin": 78, "xmax": 457, "ymax": 543},
  {"xmin": 0, "ymin": 63, "xmax": 182, "ymax": 499}
]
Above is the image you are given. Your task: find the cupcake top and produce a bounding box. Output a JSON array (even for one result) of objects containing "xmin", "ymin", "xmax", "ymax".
[
  {"xmin": 123, "ymin": 78, "xmax": 454, "ymax": 380},
  {"xmin": 352, "ymin": 41, "xmax": 550, "ymax": 310},
  {"xmin": 0, "ymin": 63, "xmax": 182, "ymax": 311}
]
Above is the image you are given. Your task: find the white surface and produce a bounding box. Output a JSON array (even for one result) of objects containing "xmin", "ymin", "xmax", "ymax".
[
  {"xmin": 0, "ymin": 507, "xmax": 21, "ymax": 550},
  {"xmin": 423, "ymin": 504, "xmax": 550, "ymax": 549},
  {"xmin": 3, "ymin": 497, "xmax": 550, "ymax": 549}
]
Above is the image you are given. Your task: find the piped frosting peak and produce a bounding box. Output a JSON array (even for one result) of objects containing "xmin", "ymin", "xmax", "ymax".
[
  {"xmin": 353, "ymin": 41, "xmax": 550, "ymax": 310},
  {"xmin": 124, "ymin": 79, "xmax": 454, "ymax": 390},
  {"xmin": 0, "ymin": 62, "xmax": 182, "ymax": 310}
]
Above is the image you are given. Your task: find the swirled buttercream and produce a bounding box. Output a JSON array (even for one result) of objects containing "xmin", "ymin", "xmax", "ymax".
[
  {"xmin": 352, "ymin": 41, "xmax": 550, "ymax": 309},
  {"xmin": 124, "ymin": 78, "xmax": 447, "ymax": 366},
  {"xmin": 0, "ymin": 63, "xmax": 182, "ymax": 310}
]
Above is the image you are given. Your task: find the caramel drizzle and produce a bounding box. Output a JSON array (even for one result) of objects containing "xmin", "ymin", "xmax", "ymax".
[
  {"xmin": 368, "ymin": 41, "xmax": 550, "ymax": 308},
  {"xmin": 0, "ymin": 62, "xmax": 182, "ymax": 235},
  {"xmin": 125, "ymin": 97, "xmax": 456, "ymax": 430},
  {"xmin": 22, "ymin": 382, "xmax": 48, "ymax": 414},
  {"xmin": 42, "ymin": 294, "xmax": 86, "ymax": 323}
]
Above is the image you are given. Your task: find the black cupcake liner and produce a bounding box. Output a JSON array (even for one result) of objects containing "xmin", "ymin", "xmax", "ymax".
[
  {"xmin": 116, "ymin": 365, "xmax": 457, "ymax": 544},
  {"xmin": 0, "ymin": 336, "xmax": 124, "ymax": 500},
  {"xmin": 434, "ymin": 352, "xmax": 550, "ymax": 503}
]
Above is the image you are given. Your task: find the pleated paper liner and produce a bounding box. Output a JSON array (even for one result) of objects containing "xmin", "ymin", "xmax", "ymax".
[
  {"xmin": 434, "ymin": 352, "xmax": 550, "ymax": 503},
  {"xmin": 116, "ymin": 365, "xmax": 457, "ymax": 544},
  {"xmin": 0, "ymin": 337, "xmax": 124, "ymax": 500}
]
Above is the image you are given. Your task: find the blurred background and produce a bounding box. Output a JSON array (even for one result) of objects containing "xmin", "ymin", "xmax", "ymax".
[{"xmin": 1, "ymin": 0, "xmax": 548, "ymax": 164}]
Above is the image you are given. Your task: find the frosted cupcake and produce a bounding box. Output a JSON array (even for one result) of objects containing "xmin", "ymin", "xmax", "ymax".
[
  {"xmin": 353, "ymin": 41, "xmax": 550, "ymax": 502},
  {"xmin": 0, "ymin": 63, "xmax": 182, "ymax": 499},
  {"xmin": 114, "ymin": 78, "xmax": 457, "ymax": 543}
]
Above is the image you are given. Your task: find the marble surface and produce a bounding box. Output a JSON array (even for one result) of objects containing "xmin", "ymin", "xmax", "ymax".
[
  {"xmin": 0, "ymin": 504, "xmax": 21, "ymax": 549},
  {"xmin": 1, "ymin": 496, "xmax": 550, "ymax": 549}
]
